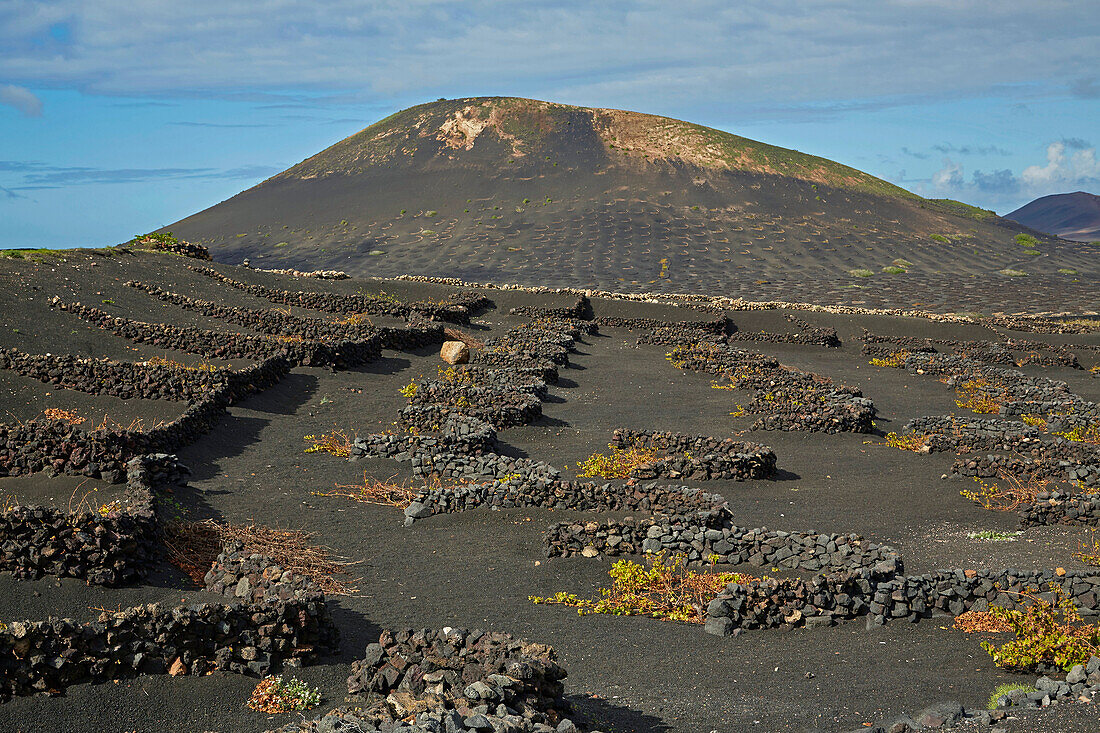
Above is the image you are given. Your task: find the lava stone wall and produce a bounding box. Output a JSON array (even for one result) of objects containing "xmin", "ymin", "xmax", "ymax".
[
  {"xmin": 545, "ymin": 512, "xmax": 901, "ymax": 571},
  {"xmin": 953, "ymin": 454, "xmax": 1100, "ymax": 489},
  {"xmin": 0, "ymin": 454, "xmax": 167, "ymax": 585},
  {"xmin": 1019, "ymin": 491, "xmax": 1100, "ymax": 527},
  {"xmin": 190, "ymin": 265, "xmax": 482, "ymax": 324},
  {"xmin": 54, "ymin": 299, "xmax": 383, "ymax": 368},
  {"xmin": 128, "ymin": 238, "xmax": 210, "ymax": 259},
  {"xmin": 406, "ymin": 451, "xmax": 561, "ymax": 487},
  {"xmin": 0, "ymin": 356, "xmax": 289, "ymax": 481},
  {"xmin": 609, "ymin": 429, "xmax": 777, "ymax": 480},
  {"xmin": 598, "ymin": 314, "xmax": 726, "ymax": 332},
  {"xmin": 404, "ymin": 479, "xmax": 726, "ymax": 523},
  {"xmin": 902, "ymin": 416, "xmax": 1043, "ymax": 453},
  {"xmin": 726, "ymin": 315, "xmax": 841, "ymax": 347},
  {"xmin": 0, "ymin": 567, "xmax": 335, "ymax": 700},
  {"xmin": 666, "ymin": 342, "xmax": 876, "ymax": 433},
  {"xmin": 331, "ymin": 627, "xmax": 574, "ymax": 733},
  {"xmin": 636, "ymin": 325, "xmax": 726, "ymax": 347},
  {"xmin": 705, "ymin": 566, "xmax": 1100, "ymax": 635},
  {"xmin": 509, "ymin": 295, "xmax": 589, "ymax": 320},
  {"xmin": 0, "ymin": 348, "xmax": 223, "ymax": 402},
  {"xmin": 469, "ymin": 351, "xmax": 559, "ymax": 383},
  {"xmin": 351, "ymin": 416, "xmax": 499, "ymax": 461}
]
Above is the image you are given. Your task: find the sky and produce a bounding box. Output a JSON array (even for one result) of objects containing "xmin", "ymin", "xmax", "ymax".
[{"xmin": 1, "ymin": 1, "xmax": 1098, "ymax": 249}]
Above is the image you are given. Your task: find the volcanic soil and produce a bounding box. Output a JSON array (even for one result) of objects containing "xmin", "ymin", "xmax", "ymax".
[{"xmin": 0, "ymin": 250, "xmax": 1098, "ymax": 732}]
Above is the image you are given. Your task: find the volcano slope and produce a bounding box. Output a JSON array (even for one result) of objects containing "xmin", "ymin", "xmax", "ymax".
[
  {"xmin": 168, "ymin": 97, "xmax": 1098, "ymax": 313},
  {"xmin": 0, "ymin": 248, "xmax": 1099, "ymax": 732}
]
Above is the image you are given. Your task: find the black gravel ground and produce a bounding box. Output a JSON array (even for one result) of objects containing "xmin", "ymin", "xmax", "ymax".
[{"xmin": 0, "ymin": 251, "xmax": 1098, "ymax": 732}]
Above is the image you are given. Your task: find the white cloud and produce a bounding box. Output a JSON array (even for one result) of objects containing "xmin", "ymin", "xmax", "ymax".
[
  {"xmin": 1020, "ymin": 141, "xmax": 1100, "ymax": 188},
  {"xmin": 0, "ymin": 84, "xmax": 43, "ymax": 116},
  {"xmin": 931, "ymin": 159, "xmax": 964, "ymax": 189}
]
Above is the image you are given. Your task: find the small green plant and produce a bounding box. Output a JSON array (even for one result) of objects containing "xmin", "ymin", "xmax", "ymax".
[
  {"xmin": 101, "ymin": 299, "xmax": 115, "ymax": 305},
  {"xmin": 881, "ymin": 265, "xmax": 907, "ymax": 274},
  {"xmin": 987, "ymin": 683, "xmax": 1037, "ymax": 709},
  {"xmin": 399, "ymin": 380, "xmax": 418, "ymax": 399},
  {"xmin": 425, "ymin": 210, "xmax": 437, "ymax": 217},
  {"xmin": 967, "ymin": 530, "xmax": 1021, "ymax": 542},
  {"xmin": 1058, "ymin": 268, "xmax": 1079, "ymax": 275},
  {"xmin": 930, "ymin": 234, "xmax": 950, "ymax": 243},
  {"xmin": 848, "ymin": 268, "xmax": 874, "ymax": 278},
  {"xmin": 998, "ymin": 269, "xmax": 1028, "ymax": 277},
  {"xmin": 1022, "ymin": 249, "xmax": 1041, "ymax": 256},
  {"xmin": 1014, "ymin": 233, "xmax": 1040, "ymax": 247},
  {"xmin": 892, "ymin": 258, "xmax": 914, "ymax": 268},
  {"xmin": 247, "ymin": 675, "xmax": 321, "ymax": 713}
]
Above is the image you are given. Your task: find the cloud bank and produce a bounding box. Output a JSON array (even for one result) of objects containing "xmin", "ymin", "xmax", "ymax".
[
  {"xmin": 0, "ymin": 1, "xmax": 1096, "ymax": 116},
  {"xmin": 924, "ymin": 140, "xmax": 1100, "ymax": 208}
]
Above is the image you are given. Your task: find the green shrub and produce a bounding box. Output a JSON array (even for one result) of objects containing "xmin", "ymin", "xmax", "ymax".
[
  {"xmin": 930, "ymin": 234, "xmax": 950, "ymax": 243},
  {"xmin": 1058, "ymin": 268, "xmax": 1078, "ymax": 275},
  {"xmin": 998, "ymin": 269, "xmax": 1028, "ymax": 277},
  {"xmin": 1022, "ymin": 249, "xmax": 1040, "ymax": 256},
  {"xmin": 848, "ymin": 268, "xmax": 874, "ymax": 278},
  {"xmin": 892, "ymin": 258, "xmax": 914, "ymax": 268},
  {"xmin": 1014, "ymin": 233, "xmax": 1039, "ymax": 247},
  {"xmin": 882, "ymin": 265, "xmax": 907, "ymax": 274}
]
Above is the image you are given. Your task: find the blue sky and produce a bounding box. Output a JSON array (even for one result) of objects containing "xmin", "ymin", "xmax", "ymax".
[{"xmin": 1, "ymin": 1, "xmax": 1098, "ymax": 249}]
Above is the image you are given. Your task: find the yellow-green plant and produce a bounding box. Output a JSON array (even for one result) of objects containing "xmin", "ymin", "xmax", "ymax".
[
  {"xmin": 981, "ymin": 585, "xmax": 1100, "ymax": 671},
  {"xmin": 883, "ymin": 431, "xmax": 930, "ymax": 452},
  {"xmin": 1053, "ymin": 424, "xmax": 1100, "ymax": 445},
  {"xmin": 868, "ymin": 350, "xmax": 909, "ymax": 368},
  {"xmin": 303, "ymin": 429, "xmax": 355, "ymax": 457},
  {"xmin": 577, "ymin": 444, "xmax": 660, "ymax": 479},
  {"xmin": 530, "ymin": 553, "xmax": 754, "ymax": 624},
  {"xmin": 954, "ymin": 378, "xmax": 1003, "ymax": 414}
]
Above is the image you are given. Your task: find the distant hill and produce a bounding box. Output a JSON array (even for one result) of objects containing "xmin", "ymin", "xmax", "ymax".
[
  {"xmin": 1006, "ymin": 192, "xmax": 1100, "ymax": 243},
  {"xmin": 168, "ymin": 97, "xmax": 1096, "ymax": 289}
]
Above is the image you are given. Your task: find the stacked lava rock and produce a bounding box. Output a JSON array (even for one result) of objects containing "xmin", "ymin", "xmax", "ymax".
[
  {"xmin": 129, "ymin": 233, "xmax": 211, "ymax": 259},
  {"xmin": 667, "ymin": 342, "xmax": 876, "ymax": 434},
  {"xmin": 546, "ymin": 512, "xmax": 901, "ymax": 571},
  {"xmin": 189, "ymin": 265, "xmax": 483, "ymax": 324},
  {"xmin": 509, "ymin": 294, "xmax": 590, "ymax": 320},
  {"xmin": 321, "ymin": 627, "xmax": 584, "ymax": 733},
  {"xmin": 52, "ymin": 299, "xmax": 382, "ymax": 368},
  {"xmin": 609, "ymin": 429, "xmax": 777, "ymax": 481},
  {"xmin": 726, "ymin": 314, "xmax": 841, "ymax": 347}
]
